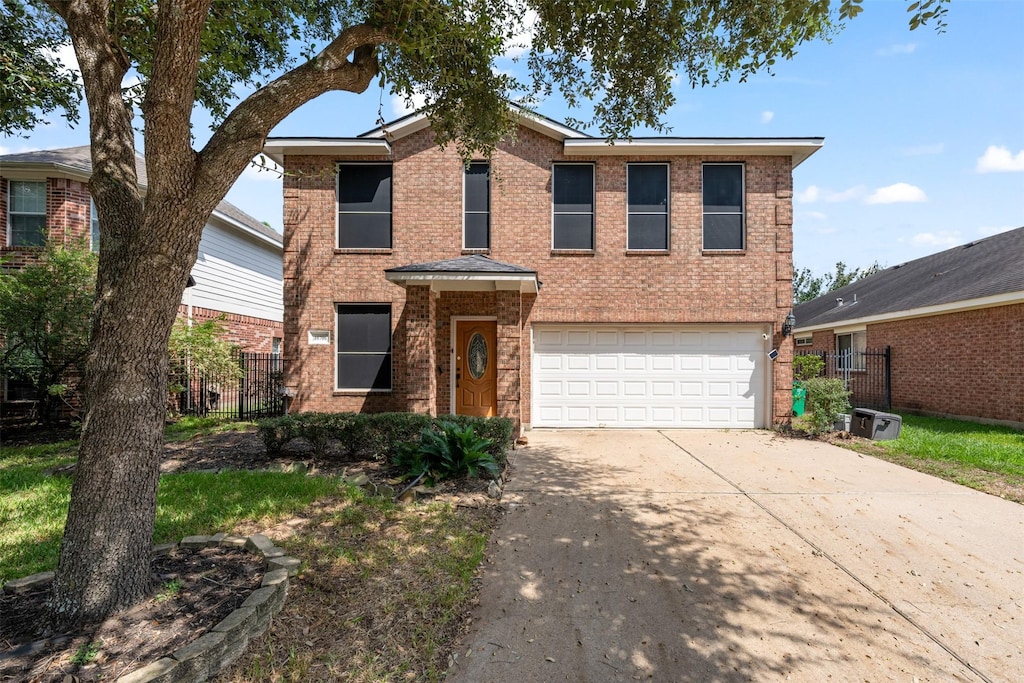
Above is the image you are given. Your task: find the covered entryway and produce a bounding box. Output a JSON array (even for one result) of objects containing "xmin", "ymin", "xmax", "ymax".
[{"xmin": 532, "ymin": 325, "xmax": 767, "ymax": 428}]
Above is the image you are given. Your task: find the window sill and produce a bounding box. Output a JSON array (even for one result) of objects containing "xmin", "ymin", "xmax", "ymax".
[
  {"xmin": 624, "ymin": 249, "xmax": 671, "ymax": 256},
  {"xmin": 461, "ymin": 248, "xmax": 490, "ymax": 255},
  {"xmin": 701, "ymin": 249, "xmax": 746, "ymax": 256},
  {"xmin": 334, "ymin": 248, "xmax": 393, "ymax": 255},
  {"xmin": 1, "ymin": 245, "xmax": 44, "ymax": 251},
  {"xmin": 333, "ymin": 389, "xmax": 393, "ymax": 395},
  {"xmin": 550, "ymin": 249, "xmax": 595, "ymax": 256}
]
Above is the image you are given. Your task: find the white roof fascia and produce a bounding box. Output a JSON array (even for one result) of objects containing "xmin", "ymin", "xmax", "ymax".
[
  {"xmin": 385, "ymin": 271, "xmax": 539, "ymax": 294},
  {"xmin": 793, "ymin": 290, "xmax": 1024, "ymax": 334},
  {"xmin": 0, "ymin": 162, "xmax": 93, "ymax": 183},
  {"xmin": 262, "ymin": 139, "xmax": 391, "ymax": 165},
  {"xmin": 563, "ymin": 138, "xmax": 824, "ymax": 167},
  {"xmin": 360, "ymin": 105, "xmax": 588, "ymax": 143},
  {"xmin": 207, "ymin": 211, "xmax": 282, "ymax": 249}
]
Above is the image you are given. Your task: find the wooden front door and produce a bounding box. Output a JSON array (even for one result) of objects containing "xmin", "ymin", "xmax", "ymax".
[{"xmin": 455, "ymin": 320, "xmax": 497, "ymax": 417}]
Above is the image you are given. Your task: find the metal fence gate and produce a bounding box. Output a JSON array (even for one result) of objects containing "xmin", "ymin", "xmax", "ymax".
[
  {"xmin": 173, "ymin": 351, "xmax": 285, "ymax": 420},
  {"xmin": 797, "ymin": 346, "xmax": 892, "ymax": 411}
]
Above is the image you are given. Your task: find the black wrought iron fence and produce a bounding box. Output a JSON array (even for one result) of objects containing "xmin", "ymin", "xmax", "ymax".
[
  {"xmin": 797, "ymin": 346, "xmax": 891, "ymax": 411},
  {"xmin": 171, "ymin": 352, "xmax": 284, "ymax": 420}
]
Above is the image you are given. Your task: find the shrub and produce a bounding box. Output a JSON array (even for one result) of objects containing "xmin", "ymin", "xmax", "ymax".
[
  {"xmin": 257, "ymin": 412, "xmax": 514, "ymax": 463},
  {"xmin": 394, "ymin": 422, "xmax": 501, "ymax": 484},
  {"xmin": 793, "ymin": 354, "xmax": 824, "ymax": 383},
  {"xmin": 802, "ymin": 377, "xmax": 852, "ymax": 434}
]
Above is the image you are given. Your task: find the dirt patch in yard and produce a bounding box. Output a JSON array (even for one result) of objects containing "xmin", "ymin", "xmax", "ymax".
[{"xmin": 0, "ymin": 546, "xmax": 262, "ymax": 682}]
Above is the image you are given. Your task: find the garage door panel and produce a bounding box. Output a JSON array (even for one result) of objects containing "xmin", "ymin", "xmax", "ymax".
[{"xmin": 533, "ymin": 325, "xmax": 766, "ymax": 428}]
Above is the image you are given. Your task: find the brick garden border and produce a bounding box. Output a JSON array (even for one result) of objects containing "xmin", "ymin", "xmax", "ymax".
[{"xmin": 1, "ymin": 532, "xmax": 299, "ymax": 683}]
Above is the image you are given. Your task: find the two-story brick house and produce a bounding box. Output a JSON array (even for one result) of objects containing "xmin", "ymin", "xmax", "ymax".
[
  {"xmin": 1, "ymin": 146, "xmax": 284, "ymax": 405},
  {"xmin": 265, "ymin": 109, "xmax": 821, "ymax": 431}
]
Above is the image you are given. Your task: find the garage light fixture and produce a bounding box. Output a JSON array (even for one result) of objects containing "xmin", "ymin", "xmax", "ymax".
[{"xmin": 782, "ymin": 312, "xmax": 796, "ymax": 337}]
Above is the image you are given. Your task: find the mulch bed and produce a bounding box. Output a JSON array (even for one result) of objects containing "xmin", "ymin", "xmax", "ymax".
[{"xmin": 0, "ymin": 547, "xmax": 262, "ymax": 682}]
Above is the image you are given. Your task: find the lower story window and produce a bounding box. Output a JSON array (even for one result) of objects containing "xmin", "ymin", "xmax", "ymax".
[
  {"xmin": 836, "ymin": 332, "xmax": 866, "ymax": 371},
  {"xmin": 336, "ymin": 304, "xmax": 392, "ymax": 390}
]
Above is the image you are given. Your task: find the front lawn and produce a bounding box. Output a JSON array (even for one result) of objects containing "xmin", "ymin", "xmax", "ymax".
[
  {"xmin": 840, "ymin": 414, "xmax": 1024, "ymax": 502},
  {"xmin": 0, "ymin": 424, "xmax": 499, "ymax": 681}
]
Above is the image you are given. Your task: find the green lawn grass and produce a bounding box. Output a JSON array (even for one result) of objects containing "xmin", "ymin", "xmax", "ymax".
[
  {"xmin": 0, "ymin": 441, "xmax": 347, "ymax": 583},
  {"xmin": 877, "ymin": 414, "xmax": 1024, "ymax": 477}
]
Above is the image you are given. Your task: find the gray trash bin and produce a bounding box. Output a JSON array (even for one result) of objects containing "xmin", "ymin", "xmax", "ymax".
[{"xmin": 850, "ymin": 408, "xmax": 902, "ymax": 440}]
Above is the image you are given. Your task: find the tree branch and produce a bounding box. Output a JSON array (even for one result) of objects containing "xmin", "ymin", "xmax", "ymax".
[{"xmin": 196, "ymin": 22, "xmax": 390, "ymax": 203}]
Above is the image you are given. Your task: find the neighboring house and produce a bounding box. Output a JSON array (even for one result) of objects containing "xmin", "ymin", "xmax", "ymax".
[
  {"xmin": 1, "ymin": 145, "xmax": 284, "ymax": 404},
  {"xmin": 793, "ymin": 227, "xmax": 1024, "ymax": 428},
  {"xmin": 264, "ymin": 108, "xmax": 822, "ymax": 431}
]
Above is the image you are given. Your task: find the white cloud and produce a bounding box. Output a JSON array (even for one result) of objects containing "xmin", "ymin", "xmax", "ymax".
[
  {"xmin": 828, "ymin": 185, "xmax": 867, "ymax": 203},
  {"xmin": 43, "ymin": 43, "xmax": 82, "ymax": 84},
  {"xmin": 900, "ymin": 143, "xmax": 944, "ymax": 156},
  {"xmin": 865, "ymin": 182, "xmax": 927, "ymax": 204},
  {"xmin": 805, "ymin": 211, "xmax": 828, "ymax": 220},
  {"xmin": 502, "ymin": 9, "xmax": 538, "ymax": 58},
  {"xmin": 876, "ymin": 42, "xmax": 917, "ymax": 57},
  {"xmin": 975, "ymin": 145, "xmax": 1024, "ymax": 173},
  {"xmin": 242, "ymin": 154, "xmax": 283, "ymax": 181},
  {"xmin": 911, "ymin": 231, "xmax": 961, "ymax": 248},
  {"xmin": 795, "ymin": 185, "xmax": 819, "ymax": 203},
  {"xmin": 760, "ymin": 110, "xmax": 774, "ymax": 124},
  {"xmin": 391, "ymin": 92, "xmax": 428, "ymax": 117}
]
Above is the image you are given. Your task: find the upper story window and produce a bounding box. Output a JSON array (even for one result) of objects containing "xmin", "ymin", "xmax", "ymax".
[
  {"xmin": 337, "ymin": 163, "xmax": 392, "ymax": 249},
  {"xmin": 90, "ymin": 199, "xmax": 100, "ymax": 253},
  {"xmin": 464, "ymin": 162, "xmax": 490, "ymax": 250},
  {"xmin": 627, "ymin": 163, "xmax": 669, "ymax": 250},
  {"xmin": 336, "ymin": 303, "xmax": 392, "ymax": 391},
  {"xmin": 7, "ymin": 180, "xmax": 46, "ymax": 247},
  {"xmin": 702, "ymin": 163, "xmax": 744, "ymax": 251},
  {"xmin": 552, "ymin": 163, "xmax": 594, "ymax": 250}
]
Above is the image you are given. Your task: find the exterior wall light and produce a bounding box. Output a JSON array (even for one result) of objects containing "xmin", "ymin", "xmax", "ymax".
[{"xmin": 782, "ymin": 312, "xmax": 796, "ymax": 337}]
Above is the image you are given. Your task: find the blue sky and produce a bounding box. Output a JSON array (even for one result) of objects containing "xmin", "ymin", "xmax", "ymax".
[{"xmin": 2, "ymin": 1, "xmax": 1021, "ymax": 277}]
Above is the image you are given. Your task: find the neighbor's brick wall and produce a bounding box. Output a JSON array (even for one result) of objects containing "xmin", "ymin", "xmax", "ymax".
[
  {"xmin": 282, "ymin": 125, "xmax": 796, "ymax": 425},
  {"xmin": 1, "ymin": 177, "xmax": 93, "ymax": 267},
  {"xmin": 177, "ymin": 304, "xmax": 283, "ymax": 354},
  {"xmin": 868, "ymin": 304, "xmax": 1024, "ymax": 425}
]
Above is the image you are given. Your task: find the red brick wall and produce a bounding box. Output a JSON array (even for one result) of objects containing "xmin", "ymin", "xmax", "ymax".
[
  {"xmin": 177, "ymin": 305, "xmax": 283, "ymax": 354},
  {"xmin": 868, "ymin": 304, "xmax": 1024, "ymax": 425},
  {"xmin": 282, "ymin": 125, "xmax": 796, "ymax": 426}
]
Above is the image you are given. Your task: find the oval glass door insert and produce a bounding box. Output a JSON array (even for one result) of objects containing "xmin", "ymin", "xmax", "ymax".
[{"xmin": 468, "ymin": 333, "xmax": 488, "ymax": 379}]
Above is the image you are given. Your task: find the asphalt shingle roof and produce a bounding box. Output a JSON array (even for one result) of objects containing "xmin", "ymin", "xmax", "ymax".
[
  {"xmin": 793, "ymin": 226, "xmax": 1024, "ymax": 329},
  {"xmin": 386, "ymin": 254, "xmax": 536, "ymax": 274},
  {"xmin": 0, "ymin": 145, "xmax": 280, "ymax": 245}
]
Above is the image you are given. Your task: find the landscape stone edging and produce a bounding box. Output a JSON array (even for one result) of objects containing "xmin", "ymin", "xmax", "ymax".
[{"xmin": 1, "ymin": 533, "xmax": 299, "ymax": 683}]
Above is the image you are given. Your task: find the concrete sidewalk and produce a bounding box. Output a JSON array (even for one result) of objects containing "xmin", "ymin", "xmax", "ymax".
[{"xmin": 446, "ymin": 430, "xmax": 1023, "ymax": 682}]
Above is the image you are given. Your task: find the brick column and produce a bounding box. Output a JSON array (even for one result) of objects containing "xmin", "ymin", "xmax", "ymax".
[
  {"xmin": 773, "ymin": 182, "xmax": 795, "ymax": 426},
  {"xmin": 495, "ymin": 290, "xmax": 522, "ymax": 431},
  {"xmin": 404, "ymin": 285, "xmax": 437, "ymax": 416}
]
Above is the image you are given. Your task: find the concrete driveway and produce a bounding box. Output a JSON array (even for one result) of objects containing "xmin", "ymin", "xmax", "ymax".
[{"xmin": 447, "ymin": 430, "xmax": 1023, "ymax": 682}]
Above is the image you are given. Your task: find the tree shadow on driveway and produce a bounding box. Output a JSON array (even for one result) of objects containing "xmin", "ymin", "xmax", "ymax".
[{"xmin": 447, "ymin": 431, "xmax": 972, "ymax": 682}]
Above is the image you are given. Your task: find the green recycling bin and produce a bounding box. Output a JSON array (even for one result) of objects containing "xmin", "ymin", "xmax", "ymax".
[{"xmin": 792, "ymin": 385, "xmax": 807, "ymax": 417}]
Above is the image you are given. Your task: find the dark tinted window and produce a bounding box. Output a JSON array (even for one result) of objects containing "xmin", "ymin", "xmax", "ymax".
[
  {"xmin": 464, "ymin": 162, "xmax": 489, "ymax": 249},
  {"xmin": 338, "ymin": 164, "xmax": 392, "ymax": 248},
  {"xmin": 702, "ymin": 164, "xmax": 744, "ymax": 250},
  {"xmin": 337, "ymin": 304, "xmax": 392, "ymax": 390},
  {"xmin": 628, "ymin": 164, "xmax": 669, "ymax": 250},
  {"xmin": 553, "ymin": 164, "xmax": 594, "ymax": 250}
]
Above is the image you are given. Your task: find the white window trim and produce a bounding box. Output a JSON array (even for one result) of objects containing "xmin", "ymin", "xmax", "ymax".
[
  {"xmin": 336, "ymin": 162, "xmax": 393, "ymax": 250},
  {"xmin": 7, "ymin": 179, "xmax": 47, "ymax": 247},
  {"xmin": 335, "ymin": 303, "xmax": 393, "ymax": 392},
  {"xmin": 551, "ymin": 162, "xmax": 596, "ymax": 251},
  {"xmin": 795, "ymin": 336, "xmax": 813, "ymax": 346},
  {"xmin": 626, "ymin": 162, "xmax": 671, "ymax": 251},
  {"xmin": 836, "ymin": 331, "xmax": 867, "ymax": 372},
  {"xmin": 701, "ymin": 162, "xmax": 745, "ymax": 251},
  {"xmin": 462, "ymin": 161, "xmax": 490, "ymax": 250}
]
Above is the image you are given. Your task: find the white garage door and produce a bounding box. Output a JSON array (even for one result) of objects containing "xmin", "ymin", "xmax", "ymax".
[{"xmin": 532, "ymin": 326, "xmax": 767, "ymax": 428}]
